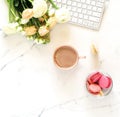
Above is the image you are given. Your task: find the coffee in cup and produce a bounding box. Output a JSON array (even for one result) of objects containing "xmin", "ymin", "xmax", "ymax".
[{"xmin": 53, "ymin": 46, "xmax": 85, "ymax": 70}]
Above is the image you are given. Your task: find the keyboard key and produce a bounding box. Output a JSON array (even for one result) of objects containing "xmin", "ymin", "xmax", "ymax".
[
  {"xmin": 62, "ymin": 0, "xmax": 67, "ymax": 4},
  {"xmin": 88, "ymin": 21, "xmax": 94, "ymax": 27},
  {"xmin": 86, "ymin": 0, "xmax": 91, "ymax": 4},
  {"xmin": 94, "ymin": 22, "xmax": 99, "ymax": 28},
  {"xmin": 92, "ymin": 6, "xmax": 97, "ymax": 11},
  {"xmin": 97, "ymin": 7, "xmax": 102, "ymax": 12},
  {"xmin": 96, "ymin": 2, "xmax": 103, "ymax": 7},
  {"xmin": 78, "ymin": 8, "xmax": 82, "ymax": 13},
  {"xmin": 72, "ymin": 7, "xmax": 77, "ymax": 11},
  {"xmin": 81, "ymin": 0, "xmax": 85, "ymax": 3},
  {"xmin": 70, "ymin": 11, "xmax": 73, "ymax": 16},
  {"xmin": 79, "ymin": 14, "xmax": 83, "ymax": 18},
  {"xmin": 72, "ymin": 2, "xmax": 77, "ymax": 6},
  {"xmin": 67, "ymin": 6, "xmax": 72, "ymax": 10},
  {"xmin": 87, "ymin": 10, "xmax": 92, "ymax": 15},
  {"xmin": 77, "ymin": 3, "xmax": 82, "ymax": 7},
  {"xmin": 67, "ymin": 0, "xmax": 72, "ymax": 5},
  {"xmin": 82, "ymin": 9, "xmax": 87, "ymax": 14},
  {"xmin": 73, "ymin": 12, "xmax": 79, "ymax": 17},
  {"xmin": 72, "ymin": 17, "xmax": 77, "ymax": 22},
  {"xmin": 82, "ymin": 4, "xmax": 87, "ymax": 9},
  {"xmin": 78, "ymin": 19, "xmax": 83, "ymax": 24},
  {"xmin": 87, "ymin": 5, "xmax": 92, "ymax": 10},
  {"xmin": 91, "ymin": 1, "xmax": 96, "ymax": 6},
  {"xmin": 84, "ymin": 15, "xmax": 89, "ymax": 20},
  {"xmin": 92, "ymin": 12, "xmax": 101, "ymax": 17},
  {"xmin": 83, "ymin": 20, "xmax": 88, "ymax": 26},
  {"xmin": 89, "ymin": 16, "xmax": 99, "ymax": 22}
]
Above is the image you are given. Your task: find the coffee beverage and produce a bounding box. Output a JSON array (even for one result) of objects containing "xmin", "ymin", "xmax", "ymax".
[{"xmin": 53, "ymin": 46, "xmax": 79, "ymax": 69}]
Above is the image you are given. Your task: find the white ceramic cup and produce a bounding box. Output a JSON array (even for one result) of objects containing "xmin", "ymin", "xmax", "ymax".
[{"xmin": 53, "ymin": 45, "xmax": 86, "ymax": 70}]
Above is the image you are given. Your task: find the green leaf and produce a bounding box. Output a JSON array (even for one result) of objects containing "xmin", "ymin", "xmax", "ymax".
[
  {"xmin": 6, "ymin": 0, "xmax": 21, "ymax": 22},
  {"xmin": 9, "ymin": 0, "xmax": 15, "ymax": 22}
]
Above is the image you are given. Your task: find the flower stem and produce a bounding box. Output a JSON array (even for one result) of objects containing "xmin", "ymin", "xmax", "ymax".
[
  {"xmin": 10, "ymin": 9, "xmax": 16, "ymax": 17},
  {"xmin": 21, "ymin": 0, "xmax": 26, "ymax": 10},
  {"xmin": 48, "ymin": 0, "xmax": 59, "ymax": 9}
]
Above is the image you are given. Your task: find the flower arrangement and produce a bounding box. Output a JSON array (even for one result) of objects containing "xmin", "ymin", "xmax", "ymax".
[{"xmin": 3, "ymin": 0, "xmax": 70, "ymax": 44}]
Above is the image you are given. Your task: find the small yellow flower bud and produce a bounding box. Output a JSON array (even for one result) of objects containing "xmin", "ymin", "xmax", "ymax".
[
  {"xmin": 24, "ymin": 26, "xmax": 37, "ymax": 36},
  {"xmin": 39, "ymin": 17, "xmax": 45, "ymax": 22},
  {"xmin": 38, "ymin": 26, "xmax": 49, "ymax": 37}
]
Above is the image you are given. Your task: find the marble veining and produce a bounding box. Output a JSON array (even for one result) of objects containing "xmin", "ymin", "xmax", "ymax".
[
  {"xmin": 0, "ymin": 37, "xmax": 36, "ymax": 72},
  {"xmin": 0, "ymin": 0, "xmax": 120, "ymax": 117}
]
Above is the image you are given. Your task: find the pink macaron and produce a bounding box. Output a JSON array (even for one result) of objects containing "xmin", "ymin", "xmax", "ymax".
[
  {"xmin": 98, "ymin": 75, "xmax": 112, "ymax": 89},
  {"xmin": 88, "ymin": 84, "xmax": 101, "ymax": 94},
  {"xmin": 87, "ymin": 72, "xmax": 103, "ymax": 83}
]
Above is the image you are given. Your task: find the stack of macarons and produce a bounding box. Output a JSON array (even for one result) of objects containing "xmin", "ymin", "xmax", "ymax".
[{"xmin": 86, "ymin": 72, "xmax": 113, "ymax": 96}]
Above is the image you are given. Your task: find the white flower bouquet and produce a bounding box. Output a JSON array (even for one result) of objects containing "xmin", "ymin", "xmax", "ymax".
[{"xmin": 3, "ymin": 0, "xmax": 70, "ymax": 44}]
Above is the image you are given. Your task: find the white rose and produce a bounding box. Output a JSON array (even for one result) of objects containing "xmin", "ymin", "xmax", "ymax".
[
  {"xmin": 2, "ymin": 23, "xmax": 19, "ymax": 35},
  {"xmin": 33, "ymin": 0, "xmax": 48, "ymax": 18},
  {"xmin": 55, "ymin": 8, "xmax": 70, "ymax": 23}
]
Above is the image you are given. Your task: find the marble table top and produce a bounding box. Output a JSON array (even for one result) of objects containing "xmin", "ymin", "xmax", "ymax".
[{"xmin": 0, "ymin": 0, "xmax": 120, "ymax": 117}]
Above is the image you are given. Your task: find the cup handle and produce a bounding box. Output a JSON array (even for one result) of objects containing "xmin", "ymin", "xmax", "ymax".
[{"xmin": 79, "ymin": 56, "xmax": 86, "ymax": 59}]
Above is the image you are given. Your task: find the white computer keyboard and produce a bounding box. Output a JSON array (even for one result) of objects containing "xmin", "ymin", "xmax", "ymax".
[{"xmin": 53, "ymin": 0, "xmax": 105, "ymax": 30}]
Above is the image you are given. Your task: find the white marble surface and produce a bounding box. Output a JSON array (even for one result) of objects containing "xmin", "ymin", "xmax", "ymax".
[{"xmin": 0, "ymin": 0, "xmax": 120, "ymax": 117}]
